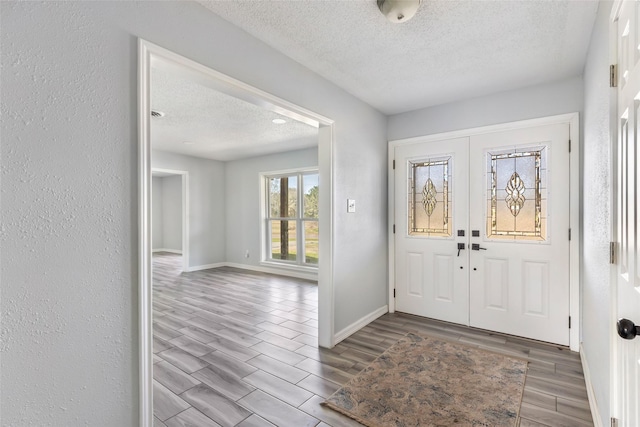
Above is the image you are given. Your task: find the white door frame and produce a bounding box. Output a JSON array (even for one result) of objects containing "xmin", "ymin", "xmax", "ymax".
[
  {"xmin": 138, "ymin": 39, "xmax": 336, "ymax": 427},
  {"xmin": 151, "ymin": 169, "xmax": 189, "ymax": 272},
  {"xmin": 388, "ymin": 113, "xmax": 580, "ymax": 351}
]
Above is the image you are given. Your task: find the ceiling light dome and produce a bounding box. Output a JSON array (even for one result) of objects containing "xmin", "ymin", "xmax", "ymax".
[{"xmin": 377, "ymin": 0, "xmax": 421, "ymax": 24}]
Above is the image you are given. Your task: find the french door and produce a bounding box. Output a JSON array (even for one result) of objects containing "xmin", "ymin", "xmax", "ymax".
[
  {"xmin": 612, "ymin": 0, "xmax": 640, "ymax": 425},
  {"xmin": 395, "ymin": 122, "xmax": 571, "ymax": 345}
]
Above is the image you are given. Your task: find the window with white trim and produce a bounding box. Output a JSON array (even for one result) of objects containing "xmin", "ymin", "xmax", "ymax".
[{"xmin": 264, "ymin": 170, "xmax": 318, "ymax": 267}]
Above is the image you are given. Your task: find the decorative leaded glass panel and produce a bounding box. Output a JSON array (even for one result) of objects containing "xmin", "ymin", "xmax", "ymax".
[
  {"xmin": 486, "ymin": 146, "xmax": 547, "ymax": 241},
  {"xmin": 408, "ymin": 157, "xmax": 452, "ymax": 237}
]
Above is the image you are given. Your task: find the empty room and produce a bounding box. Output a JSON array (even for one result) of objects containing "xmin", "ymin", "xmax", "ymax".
[{"xmin": 2, "ymin": 1, "xmax": 638, "ymax": 427}]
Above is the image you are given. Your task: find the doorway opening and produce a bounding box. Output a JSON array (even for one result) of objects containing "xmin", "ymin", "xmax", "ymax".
[
  {"xmin": 138, "ymin": 39, "xmax": 335, "ymax": 426},
  {"xmin": 151, "ymin": 169, "xmax": 188, "ymax": 273}
]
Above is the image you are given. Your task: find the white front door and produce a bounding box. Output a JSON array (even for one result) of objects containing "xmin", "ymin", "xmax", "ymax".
[
  {"xmin": 395, "ymin": 137, "xmax": 469, "ymax": 325},
  {"xmin": 468, "ymin": 124, "xmax": 570, "ymax": 346},
  {"xmin": 612, "ymin": 1, "xmax": 640, "ymax": 425},
  {"xmin": 394, "ymin": 123, "xmax": 571, "ymax": 345}
]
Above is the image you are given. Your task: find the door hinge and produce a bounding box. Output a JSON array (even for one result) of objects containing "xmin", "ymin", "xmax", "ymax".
[
  {"xmin": 568, "ymin": 228, "xmax": 571, "ymax": 241},
  {"xmin": 393, "ymin": 224, "xmax": 396, "ymax": 234},
  {"xmin": 569, "ymin": 316, "xmax": 572, "ymax": 329},
  {"xmin": 393, "ymin": 288, "xmax": 396, "ymax": 298},
  {"xmin": 610, "ymin": 241, "xmax": 617, "ymax": 264},
  {"xmin": 610, "ymin": 64, "xmax": 618, "ymax": 87},
  {"xmin": 393, "ymin": 160, "xmax": 395, "ymax": 170},
  {"xmin": 611, "ymin": 417, "xmax": 619, "ymax": 427}
]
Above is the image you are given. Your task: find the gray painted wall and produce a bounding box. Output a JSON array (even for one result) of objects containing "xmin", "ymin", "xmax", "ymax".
[
  {"xmin": 225, "ymin": 147, "xmax": 318, "ymax": 268},
  {"xmin": 1, "ymin": 2, "xmax": 387, "ymax": 425},
  {"xmin": 161, "ymin": 175, "xmax": 183, "ymax": 252},
  {"xmin": 387, "ymin": 76, "xmax": 583, "ymax": 140},
  {"xmin": 581, "ymin": 2, "xmax": 613, "ymax": 424},
  {"xmin": 152, "ymin": 177, "xmax": 164, "ymax": 250},
  {"xmin": 152, "ymin": 151, "xmax": 224, "ymax": 267}
]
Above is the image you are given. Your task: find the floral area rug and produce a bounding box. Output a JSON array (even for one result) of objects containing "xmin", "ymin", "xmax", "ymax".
[{"xmin": 322, "ymin": 333, "xmax": 527, "ymax": 427}]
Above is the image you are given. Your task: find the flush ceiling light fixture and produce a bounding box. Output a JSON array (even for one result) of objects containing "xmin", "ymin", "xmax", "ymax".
[
  {"xmin": 272, "ymin": 118, "xmax": 287, "ymax": 124},
  {"xmin": 377, "ymin": 0, "xmax": 421, "ymax": 23}
]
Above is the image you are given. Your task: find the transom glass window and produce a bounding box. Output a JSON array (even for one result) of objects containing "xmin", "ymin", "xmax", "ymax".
[
  {"xmin": 408, "ymin": 156, "xmax": 452, "ymax": 237},
  {"xmin": 486, "ymin": 146, "xmax": 547, "ymax": 241},
  {"xmin": 265, "ymin": 170, "xmax": 318, "ymax": 267}
]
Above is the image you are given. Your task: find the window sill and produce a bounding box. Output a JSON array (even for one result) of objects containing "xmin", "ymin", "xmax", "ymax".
[{"xmin": 260, "ymin": 260, "xmax": 318, "ymax": 275}]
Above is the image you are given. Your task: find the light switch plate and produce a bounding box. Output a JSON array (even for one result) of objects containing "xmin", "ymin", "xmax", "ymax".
[{"xmin": 347, "ymin": 199, "xmax": 356, "ymax": 213}]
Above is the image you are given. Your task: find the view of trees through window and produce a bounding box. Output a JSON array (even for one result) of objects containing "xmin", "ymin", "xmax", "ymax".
[{"xmin": 267, "ymin": 172, "xmax": 318, "ymax": 266}]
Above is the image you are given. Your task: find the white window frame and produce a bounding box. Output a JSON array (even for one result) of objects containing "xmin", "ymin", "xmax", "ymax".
[{"xmin": 260, "ymin": 167, "xmax": 319, "ymax": 271}]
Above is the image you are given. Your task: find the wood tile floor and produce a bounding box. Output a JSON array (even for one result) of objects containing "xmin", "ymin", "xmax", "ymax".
[{"xmin": 152, "ymin": 252, "xmax": 594, "ymax": 427}]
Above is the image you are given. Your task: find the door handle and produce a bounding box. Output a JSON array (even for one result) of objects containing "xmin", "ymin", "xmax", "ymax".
[
  {"xmin": 457, "ymin": 243, "xmax": 465, "ymax": 257},
  {"xmin": 617, "ymin": 318, "xmax": 640, "ymax": 340},
  {"xmin": 471, "ymin": 243, "xmax": 487, "ymax": 251}
]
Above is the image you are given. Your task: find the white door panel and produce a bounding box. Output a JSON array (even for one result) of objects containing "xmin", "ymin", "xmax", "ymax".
[
  {"xmin": 613, "ymin": 1, "xmax": 640, "ymax": 425},
  {"xmin": 483, "ymin": 257, "xmax": 509, "ymax": 311},
  {"xmin": 469, "ymin": 123, "xmax": 570, "ymax": 345},
  {"xmin": 434, "ymin": 254, "xmax": 454, "ymax": 302},
  {"xmin": 395, "ymin": 137, "xmax": 469, "ymax": 325},
  {"xmin": 522, "ymin": 260, "xmax": 549, "ymax": 317},
  {"xmin": 406, "ymin": 252, "xmax": 424, "ymax": 297}
]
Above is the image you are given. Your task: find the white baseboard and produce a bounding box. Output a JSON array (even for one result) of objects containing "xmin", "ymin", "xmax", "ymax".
[
  {"xmin": 226, "ymin": 262, "xmax": 318, "ymax": 282},
  {"xmin": 153, "ymin": 248, "xmax": 182, "ymax": 254},
  {"xmin": 334, "ymin": 305, "xmax": 389, "ymax": 344},
  {"xmin": 580, "ymin": 343, "xmax": 603, "ymax": 427},
  {"xmin": 181, "ymin": 261, "xmax": 319, "ymax": 278},
  {"xmin": 184, "ymin": 262, "xmax": 226, "ymax": 272}
]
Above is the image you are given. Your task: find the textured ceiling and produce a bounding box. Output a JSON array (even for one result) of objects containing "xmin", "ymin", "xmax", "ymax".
[
  {"xmin": 197, "ymin": 0, "xmax": 599, "ymax": 115},
  {"xmin": 151, "ymin": 65, "xmax": 318, "ymax": 161}
]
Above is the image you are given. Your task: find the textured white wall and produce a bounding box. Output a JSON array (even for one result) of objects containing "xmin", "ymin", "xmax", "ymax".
[
  {"xmin": 581, "ymin": 2, "xmax": 613, "ymax": 424},
  {"xmin": 1, "ymin": 3, "xmax": 138, "ymax": 425},
  {"xmin": 152, "ymin": 177, "xmax": 164, "ymax": 249},
  {"xmin": 388, "ymin": 76, "xmax": 583, "ymax": 140},
  {"xmin": 225, "ymin": 147, "xmax": 318, "ymax": 268},
  {"xmin": 152, "ymin": 151, "xmax": 224, "ymax": 267},
  {"xmin": 1, "ymin": 2, "xmax": 387, "ymax": 424},
  {"xmin": 161, "ymin": 175, "xmax": 183, "ymax": 252}
]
